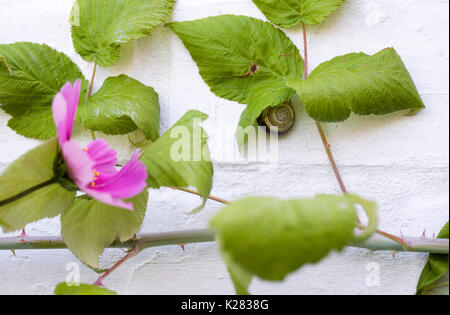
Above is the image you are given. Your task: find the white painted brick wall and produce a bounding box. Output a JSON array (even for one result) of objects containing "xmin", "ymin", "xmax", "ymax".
[{"xmin": 0, "ymin": 0, "xmax": 448, "ymax": 295}]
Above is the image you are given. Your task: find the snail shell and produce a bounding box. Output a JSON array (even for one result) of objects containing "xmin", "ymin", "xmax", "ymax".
[{"xmin": 257, "ymin": 101, "xmax": 295, "ymax": 134}]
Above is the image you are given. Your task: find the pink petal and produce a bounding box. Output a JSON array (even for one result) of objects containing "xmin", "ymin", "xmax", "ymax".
[
  {"xmin": 86, "ymin": 139, "xmax": 118, "ymax": 174},
  {"xmin": 52, "ymin": 83, "xmax": 147, "ymax": 212},
  {"xmin": 82, "ymin": 188, "xmax": 134, "ymax": 211},
  {"xmin": 62, "ymin": 140, "xmax": 95, "ymax": 188},
  {"xmin": 61, "ymin": 79, "xmax": 81, "ymax": 139},
  {"xmin": 62, "ymin": 141, "xmax": 139, "ymax": 211},
  {"xmin": 52, "ymin": 93, "xmax": 69, "ymax": 147},
  {"xmin": 52, "ymin": 80, "xmax": 81, "ymax": 146},
  {"xmin": 89, "ymin": 150, "xmax": 148, "ymax": 200}
]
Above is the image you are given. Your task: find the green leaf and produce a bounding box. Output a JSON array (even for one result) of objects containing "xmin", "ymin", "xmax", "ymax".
[
  {"xmin": 0, "ymin": 56, "xmax": 12, "ymax": 76},
  {"xmin": 0, "ymin": 214, "xmax": 11, "ymax": 231},
  {"xmin": 416, "ymin": 222, "xmax": 449, "ymax": 295},
  {"xmin": 54, "ymin": 283, "xmax": 117, "ymax": 295},
  {"xmin": 140, "ymin": 110, "xmax": 213, "ymax": 210},
  {"xmin": 0, "ymin": 138, "xmax": 75, "ymax": 232},
  {"xmin": 221, "ymin": 247, "xmax": 253, "ymax": 295},
  {"xmin": 79, "ymin": 75, "xmax": 160, "ymax": 141},
  {"xmin": 71, "ymin": 0, "xmax": 176, "ymax": 67},
  {"xmin": 0, "ymin": 42, "xmax": 88, "ymax": 139},
  {"xmin": 286, "ymin": 48, "xmax": 425, "ymax": 122},
  {"xmin": 211, "ymin": 195, "xmax": 374, "ymax": 281},
  {"xmin": 61, "ymin": 190, "xmax": 148, "ymax": 268},
  {"xmin": 420, "ymin": 272, "xmax": 449, "ymax": 295},
  {"xmin": 252, "ymin": 0, "xmax": 345, "ymax": 28},
  {"xmin": 169, "ymin": 15, "xmax": 304, "ymax": 142}
]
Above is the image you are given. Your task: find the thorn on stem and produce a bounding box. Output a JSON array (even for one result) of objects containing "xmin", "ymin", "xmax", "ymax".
[
  {"xmin": 400, "ymin": 231, "xmax": 405, "ymax": 243},
  {"xmin": 399, "ymin": 231, "xmax": 413, "ymax": 249},
  {"xmin": 18, "ymin": 229, "xmax": 27, "ymax": 243}
]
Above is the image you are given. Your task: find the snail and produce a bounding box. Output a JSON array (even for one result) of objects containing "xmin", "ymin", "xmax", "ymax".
[{"xmin": 257, "ymin": 101, "xmax": 295, "ymax": 134}]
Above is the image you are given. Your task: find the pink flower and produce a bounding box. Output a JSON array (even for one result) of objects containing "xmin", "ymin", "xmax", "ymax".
[{"xmin": 52, "ymin": 80, "xmax": 148, "ymax": 210}]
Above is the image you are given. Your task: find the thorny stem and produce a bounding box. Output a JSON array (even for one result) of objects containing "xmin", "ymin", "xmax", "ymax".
[
  {"xmin": 2, "ymin": 231, "xmax": 447, "ymax": 253},
  {"xmin": 87, "ymin": 63, "xmax": 98, "ymax": 140},
  {"xmin": 373, "ymin": 227, "xmax": 411, "ymax": 249},
  {"xmin": 1, "ymin": 230, "xmax": 448, "ymax": 285}
]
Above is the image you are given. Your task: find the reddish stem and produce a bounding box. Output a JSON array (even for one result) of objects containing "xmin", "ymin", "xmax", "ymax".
[
  {"xmin": 315, "ymin": 121, "xmax": 348, "ymax": 194},
  {"xmin": 301, "ymin": 23, "xmax": 348, "ymax": 194},
  {"xmin": 172, "ymin": 187, "xmax": 230, "ymax": 205},
  {"xmin": 94, "ymin": 246, "xmax": 140, "ymax": 286}
]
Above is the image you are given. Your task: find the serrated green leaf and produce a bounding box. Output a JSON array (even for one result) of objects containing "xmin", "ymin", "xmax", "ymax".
[
  {"xmin": 71, "ymin": 0, "xmax": 176, "ymax": 67},
  {"xmin": 0, "ymin": 42, "xmax": 88, "ymax": 139},
  {"xmin": 169, "ymin": 15, "xmax": 304, "ymax": 144},
  {"xmin": 252, "ymin": 0, "xmax": 345, "ymax": 28},
  {"xmin": 140, "ymin": 110, "xmax": 213, "ymax": 209},
  {"xmin": 61, "ymin": 191, "xmax": 148, "ymax": 268},
  {"xmin": 79, "ymin": 75, "xmax": 160, "ymax": 141},
  {"xmin": 286, "ymin": 48, "xmax": 425, "ymax": 122},
  {"xmin": 54, "ymin": 283, "xmax": 117, "ymax": 295},
  {"xmin": 0, "ymin": 138, "xmax": 75, "ymax": 232},
  {"xmin": 211, "ymin": 195, "xmax": 374, "ymax": 281},
  {"xmin": 416, "ymin": 222, "xmax": 449, "ymax": 295}
]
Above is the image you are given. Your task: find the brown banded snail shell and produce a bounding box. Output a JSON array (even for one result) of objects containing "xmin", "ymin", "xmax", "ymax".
[{"xmin": 257, "ymin": 101, "xmax": 295, "ymax": 134}]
